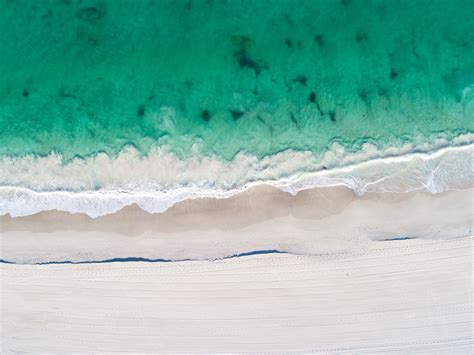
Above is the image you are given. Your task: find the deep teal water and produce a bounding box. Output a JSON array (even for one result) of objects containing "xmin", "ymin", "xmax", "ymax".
[{"xmin": 0, "ymin": 0, "xmax": 473, "ymax": 160}]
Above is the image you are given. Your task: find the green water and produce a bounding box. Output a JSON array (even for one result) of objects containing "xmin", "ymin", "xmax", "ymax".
[{"xmin": 0, "ymin": 0, "xmax": 473, "ymax": 160}]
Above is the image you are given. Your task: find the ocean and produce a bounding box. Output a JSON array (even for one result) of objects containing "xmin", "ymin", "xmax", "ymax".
[{"xmin": 0, "ymin": 0, "xmax": 473, "ymax": 216}]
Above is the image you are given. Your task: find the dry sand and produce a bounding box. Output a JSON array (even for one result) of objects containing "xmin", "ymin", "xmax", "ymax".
[{"xmin": 1, "ymin": 236, "xmax": 472, "ymax": 353}]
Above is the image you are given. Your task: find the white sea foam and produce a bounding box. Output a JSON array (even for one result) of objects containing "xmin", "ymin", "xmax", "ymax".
[{"xmin": 1, "ymin": 134, "xmax": 473, "ymax": 217}]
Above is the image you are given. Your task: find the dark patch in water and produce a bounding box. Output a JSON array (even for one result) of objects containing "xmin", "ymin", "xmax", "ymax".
[
  {"xmin": 329, "ymin": 110, "xmax": 336, "ymax": 122},
  {"xmin": 76, "ymin": 4, "xmax": 107, "ymax": 23},
  {"xmin": 256, "ymin": 115, "xmax": 265, "ymax": 124},
  {"xmin": 137, "ymin": 105, "xmax": 145, "ymax": 117},
  {"xmin": 201, "ymin": 109, "xmax": 210, "ymax": 121},
  {"xmin": 58, "ymin": 88, "xmax": 73, "ymax": 98},
  {"xmin": 308, "ymin": 92, "xmax": 323, "ymax": 115},
  {"xmin": 234, "ymin": 48, "xmax": 263, "ymax": 75},
  {"xmin": 230, "ymin": 109, "xmax": 244, "ymax": 120},
  {"xmin": 359, "ymin": 89, "xmax": 369, "ymax": 104},
  {"xmin": 355, "ymin": 31, "xmax": 368, "ymax": 43},
  {"xmin": 22, "ymin": 89, "xmax": 29, "ymax": 98},
  {"xmin": 184, "ymin": 80, "xmax": 193, "ymax": 89},
  {"xmin": 57, "ymin": 89, "xmax": 87, "ymax": 109},
  {"xmin": 377, "ymin": 86, "xmax": 387, "ymax": 97},
  {"xmin": 184, "ymin": 0, "xmax": 192, "ymax": 11},
  {"xmin": 315, "ymin": 34, "xmax": 324, "ymax": 47},
  {"xmin": 290, "ymin": 112, "xmax": 298, "ymax": 127},
  {"xmin": 390, "ymin": 68, "xmax": 398, "ymax": 79},
  {"xmin": 232, "ymin": 35, "xmax": 266, "ymax": 76},
  {"xmin": 294, "ymin": 75, "xmax": 308, "ymax": 86},
  {"xmin": 285, "ymin": 38, "xmax": 292, "ymax": 48}
]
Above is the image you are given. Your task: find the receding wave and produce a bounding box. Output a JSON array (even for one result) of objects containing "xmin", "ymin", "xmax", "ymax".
[{"xmin": 0, "ymin": 133, "xmax": 473, "ymax": 217}]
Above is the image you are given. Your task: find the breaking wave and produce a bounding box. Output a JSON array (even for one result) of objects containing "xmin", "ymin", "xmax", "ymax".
[{"xmin": 0, "ymin": 133, "xmax": 473, "ymax": 217}]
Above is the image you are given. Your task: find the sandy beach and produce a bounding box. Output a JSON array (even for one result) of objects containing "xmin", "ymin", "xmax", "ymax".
[
  {"xmin": 1, "ymin": 186, "xmax": 473, "ymax": 352},
  {"xmin": 1, "ymin": 186, "xmax": 472, "ymax": 263},
  {"xmin": 1, "ymin": 236, "xmax": 472, "ymax": 353}
]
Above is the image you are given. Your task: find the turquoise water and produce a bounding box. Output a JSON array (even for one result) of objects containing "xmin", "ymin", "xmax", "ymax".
[{"xmin": 0, "ymin": 0, "xmax": 473, "ymax": 161}]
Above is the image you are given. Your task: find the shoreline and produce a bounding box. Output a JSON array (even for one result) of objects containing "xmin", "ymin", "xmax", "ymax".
[
  {"xmin": 2, "ymin": 185, "xmax": 472, "ymax": 263},
  {"xmin": 1, "ymin": 141, "xmax": 473, "ymax": 218}
]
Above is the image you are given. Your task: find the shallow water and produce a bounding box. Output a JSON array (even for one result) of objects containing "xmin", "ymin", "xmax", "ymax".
[{"xmin": 1, "ymin": 0, "xmax": 473, "ymax": 160}]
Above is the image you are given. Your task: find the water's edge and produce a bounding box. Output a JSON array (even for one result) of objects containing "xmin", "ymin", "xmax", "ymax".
[{"xmin": 1, "ymin": 137, "xmax": 473, "ymax": 218}]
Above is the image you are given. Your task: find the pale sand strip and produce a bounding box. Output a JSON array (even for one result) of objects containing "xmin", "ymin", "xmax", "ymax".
[
  {"xmin": 1, "ymin": 186, "xmax": 472, "ymax": 263},
  {"xmin": 1, "ymin": 236, "xmax": 472, "ymax": 353}
]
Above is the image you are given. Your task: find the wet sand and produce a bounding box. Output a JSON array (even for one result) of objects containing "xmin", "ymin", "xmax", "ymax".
[{"xmin": 1, "ymin": 186, "xmax": 472, "ymax": 263}]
